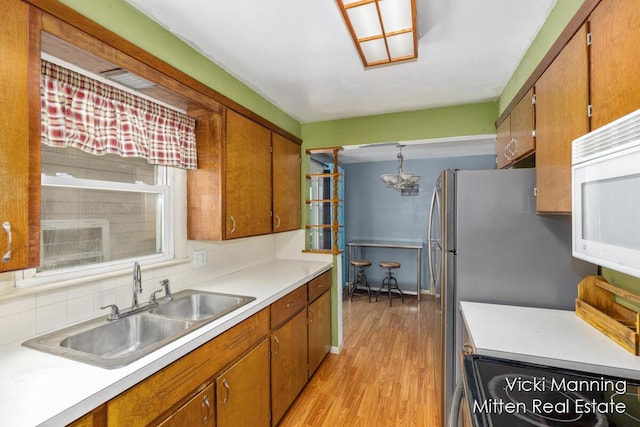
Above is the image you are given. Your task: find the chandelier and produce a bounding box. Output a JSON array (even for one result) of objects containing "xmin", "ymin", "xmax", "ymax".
[{"xmin": 380, "ymin": 145, "xmax": 421, "ymax": 190}]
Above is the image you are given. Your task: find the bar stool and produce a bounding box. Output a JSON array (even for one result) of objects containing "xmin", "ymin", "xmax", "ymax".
[
  {"xmin": 349, "ymin": 259, "xmax": 372, "ymax": 302},
  {"xmin": 376, "ymin": 261, "xmax": 404, "ymax": 306}
]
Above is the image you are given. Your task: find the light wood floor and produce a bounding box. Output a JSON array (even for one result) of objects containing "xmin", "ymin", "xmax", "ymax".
[{"xmin": 279, "ymin": 291, "xmax": 441, "ymax": 427}]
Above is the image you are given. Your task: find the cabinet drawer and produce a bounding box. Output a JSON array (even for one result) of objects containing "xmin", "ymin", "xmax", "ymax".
[
  {"xmin": 271, "ymin": 286, "xmax": 307, "ymax": 329},
  {"xmin": 308, "ymin": 269, "xmax": 331, "ymax": 302}
]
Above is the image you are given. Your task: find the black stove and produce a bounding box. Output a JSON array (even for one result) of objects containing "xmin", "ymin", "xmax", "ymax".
[{"xmin": 462, "ymin": 355, "xmax": 640, "ymax": 427}]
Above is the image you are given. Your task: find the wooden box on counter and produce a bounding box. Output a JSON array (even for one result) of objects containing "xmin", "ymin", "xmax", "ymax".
[{"xmin": 575, "ymin": 275, "xmax": 640, "ymax": 355}]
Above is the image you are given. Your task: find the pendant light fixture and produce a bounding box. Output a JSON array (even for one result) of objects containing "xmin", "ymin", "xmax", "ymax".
[{"xmin": 380, "ymin": 145, "xmax": 421, "ymax": 190}]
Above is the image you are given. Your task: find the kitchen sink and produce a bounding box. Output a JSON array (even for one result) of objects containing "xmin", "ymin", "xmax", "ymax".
[
  {"xmin": 22, "ymin": 290, "xmax": 255, "ymax": 369},
  {"xmin": 149, "ymin": 291, "xmax": 255, "ymax": 321}
]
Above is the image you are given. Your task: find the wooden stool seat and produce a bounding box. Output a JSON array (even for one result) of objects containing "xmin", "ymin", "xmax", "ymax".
[
  {"xmin": 351, "ymin": 259, "xmax": 372, "ymax": 267},
  {"xmin": 379, "ymin": 261, "xmax": 400, "ymax": 269},
  {"xmin": 376, "ymin": 261, "xmax": 404, "ymax": 306}
]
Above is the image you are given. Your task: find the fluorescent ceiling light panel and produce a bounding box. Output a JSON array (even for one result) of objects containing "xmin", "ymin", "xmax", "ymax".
[{"xmin": 336, "ymin": 0, "xmax": 417, "ymax": 68}]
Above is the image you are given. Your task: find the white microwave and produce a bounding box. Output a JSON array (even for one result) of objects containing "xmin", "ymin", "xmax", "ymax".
[{"xmin": 572, "ymin": 108, "xmax": 640, "ymax": 278}]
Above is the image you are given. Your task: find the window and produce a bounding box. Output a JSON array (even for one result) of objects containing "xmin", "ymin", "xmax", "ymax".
[
  {"xmin": 39, "ymin": 144, "xmax": 172, "ymax": 274},
  {"xmin": 26, "ymin": 56, "xmax": 197, "ymax": 283}
]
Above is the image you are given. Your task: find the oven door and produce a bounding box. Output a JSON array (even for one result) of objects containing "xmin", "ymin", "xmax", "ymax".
[
  {"xmin": 460, "ymin": 354, "xmax": 640, "ymax": 427},
  {"xmin": 451, "ymin": 353, "xmax": 489, "ymax": 427}
]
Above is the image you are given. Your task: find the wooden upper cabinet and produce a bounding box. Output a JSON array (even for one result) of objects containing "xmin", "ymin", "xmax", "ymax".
[
  {"xmin": 225, "ymin": 110, "xmax": 273, "ymax": 239},
  {"xmin": 496, "ymin": 117, "xmax": 511, "ymax": 169},
  {"xmin": 535, "ymin": 24, "xmax": 589, "ymax": 214},
  {"xmin": 495, "ymin": 90, "xmax": 535, "ymax": 169},
  {"xmin": 0, "ymin": 0, "xmax": 40, "ymax": 272},
  {"xmin": 590, "ymin": 0, "xmax": 640, "ymax": 130},
  {"xmin": 509, "ymin": 88, "xmax": 536, "ymax": 162},
  {"xmin": 272, "ymin": 133, "xmax": 301, "ymax": 233}
]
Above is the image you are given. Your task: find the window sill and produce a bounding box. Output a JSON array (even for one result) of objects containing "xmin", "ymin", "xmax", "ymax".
[{"xmin": 1, "ymin": 258, "xmax": 191, "ymax": 302}]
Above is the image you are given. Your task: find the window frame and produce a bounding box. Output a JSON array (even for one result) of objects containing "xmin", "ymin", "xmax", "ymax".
[{"xmin": 18, "ymin": 164, "xmax": 174, "ymax": 288}]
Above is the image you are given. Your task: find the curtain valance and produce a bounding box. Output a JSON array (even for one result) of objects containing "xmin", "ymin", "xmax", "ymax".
[{"xmin": 40, "ymin": 60, "xmax": 197, "ymax": 169}]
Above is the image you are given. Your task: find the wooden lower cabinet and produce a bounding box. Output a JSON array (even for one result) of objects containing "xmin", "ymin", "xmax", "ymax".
[
  {"xmin": 308, "ymin": 290, "xmax": 331, "ymax": 377},
  {"xmin": 158, "ymin": 384, "xmax": 214, "ymax": 427},
  {"xmin": 271, "ymin": 309, "xmax": 308, "ymax": 425},
  {"xmin": 216, "ymin": 339, "xmax": 271, "ymax": 427},
  {"xmin": 66, "ymin": 272, "xmax": 333, "ymax": 427}
]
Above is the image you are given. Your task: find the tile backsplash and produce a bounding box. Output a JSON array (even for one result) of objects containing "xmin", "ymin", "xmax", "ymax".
[{"xmin": 0, "ymin": 230, "xmax": 329, "ymax": 348}]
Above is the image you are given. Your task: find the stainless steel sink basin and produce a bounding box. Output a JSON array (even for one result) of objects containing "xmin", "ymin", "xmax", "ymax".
[
  {"xmin": 22, "ymin": 290, "xmax": 255, "ymax": 369},
  {"xmin": 150, "ymin": 291, "xmax": 255, "ymax": 321}
]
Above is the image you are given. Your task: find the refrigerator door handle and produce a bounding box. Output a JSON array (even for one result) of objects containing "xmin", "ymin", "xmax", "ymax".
[{"xmin": 427, "ymin": 189, "xmax": 439, "ymax": 290}]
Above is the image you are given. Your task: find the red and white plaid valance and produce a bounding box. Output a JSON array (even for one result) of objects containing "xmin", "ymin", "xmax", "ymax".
[{"xmin": 40, "ymin": 60, "xmax": 197, "ymax": 169}]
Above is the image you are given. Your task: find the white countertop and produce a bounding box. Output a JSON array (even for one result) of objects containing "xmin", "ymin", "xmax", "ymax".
[
  {"xmin": 0, "ymin": 259, "xmax": 332, "ymax": 427},
  {"xmin": 460, "ymin": 301, "xmax": 640, "ymax": 381}
]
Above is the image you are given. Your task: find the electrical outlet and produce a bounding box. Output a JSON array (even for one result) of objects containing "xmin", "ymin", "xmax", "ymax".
[{"xmin": 192, "ymin": 249, "xmax": 207, "ymax": 268}]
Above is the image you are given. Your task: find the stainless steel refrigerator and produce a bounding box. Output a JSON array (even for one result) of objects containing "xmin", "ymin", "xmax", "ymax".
[{"xmin": 427, "ymin": 168, "xmax": 596, "ymax": 426}]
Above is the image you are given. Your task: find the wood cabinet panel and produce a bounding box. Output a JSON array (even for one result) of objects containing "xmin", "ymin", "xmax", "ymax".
[
  {"xmin": 590, "ymin": 0, "xmax": 640, "ymax": 130},
  {"xmin": 271, "ymin": 310, "xmax": 308, "ymax": 425},
  {"xmin": 535, "ymin": 24, "xmax": 589, "ymax": 214},
  {"xmin": 0, "ymin": 0, "xmax": 40, "ymax": 272},
  {"xmin": 187, "ymin": 109, "xmax": 224, "ymax": 241},
  {"xmin": 271, "ymin": 285, "xmax": 307, "ymax": 329},
  {"xmin": 496, "ymin": 117, "xmax": 511, "ymax": 169},
  {"xmin": 66, "ymin": 406, "xmax": 106, "ymax": 427},
  {"xmin": 272, "ymin": 133, "xmax": 301, "ymax": 233},
  {"xmin": 216, "ymin": 339, "xmax": 271, "ymax": 427},
  {"xmin": 308, "ymin": 290, "xmax": 331, "ymax": 377},
  {"xmin": 225, "ymin": 109, "xmax": 272, "ymax": 239},
  {"xmin": 509, "ymin": 88, "xmax": 536, "ymax": 162},
  {"xmin": 157, "ymin": 384, "xmax": 214, "ymax": 427},
  {"xmin": 307, "ymin": 269, "xmax": 331, "ymax": 303}
]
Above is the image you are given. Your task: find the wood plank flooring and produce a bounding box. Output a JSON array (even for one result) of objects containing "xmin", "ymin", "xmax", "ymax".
[{"xmin": 279, "ymin": 292, "xmax": 441, "ymax": 427}]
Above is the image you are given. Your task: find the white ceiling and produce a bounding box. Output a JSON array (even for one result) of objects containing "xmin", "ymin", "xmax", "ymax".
[{"xmin": 125, "ymin": 0, "xmax": 556, "ymax": 161}]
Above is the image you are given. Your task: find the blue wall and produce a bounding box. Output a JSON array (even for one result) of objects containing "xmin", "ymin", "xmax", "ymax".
[{"xmin": 344, "ymin": 155, "xmax": 496, "ymax": 293}]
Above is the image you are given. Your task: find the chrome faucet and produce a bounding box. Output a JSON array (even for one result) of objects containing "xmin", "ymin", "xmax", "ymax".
[
  {"xmin": 101, "ymin": 262, "xmax": 160, "ymax": 320},
  {"xmin": 132, "ymin": 261, "xmax": 142, "ymax": 308}
]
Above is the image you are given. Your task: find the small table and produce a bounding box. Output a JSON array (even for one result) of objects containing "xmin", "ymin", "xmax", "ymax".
[{"xmin": 347, "ymin": 240, "xmax": 423, "ymax": 301}]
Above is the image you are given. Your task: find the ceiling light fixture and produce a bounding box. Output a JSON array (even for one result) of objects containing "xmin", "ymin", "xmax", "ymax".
[
  {"xmin": 335, "ymin": 0, "xmax": 418, "ymax": 68},
  {"xmin": 381, "ymin": 145, "xmax": 421, "ymax": 190}
]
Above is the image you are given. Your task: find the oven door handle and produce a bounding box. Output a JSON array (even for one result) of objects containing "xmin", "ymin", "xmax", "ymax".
[{"xmin": 448, "ymin": 378, "xmax": 464, "ymax": 427}]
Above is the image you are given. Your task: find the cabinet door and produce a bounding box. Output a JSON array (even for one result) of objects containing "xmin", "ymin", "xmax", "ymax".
[
  {"xmin": 0, "ymin": 0, "xmax": 40, "ymax": 272},
  {"xmin": 216, "ymin": 339, "xmax": 270, "ymax": 427},
  {"xmin": 308, "ymin": 290, "xmax": 331, "ymax": 377},
  {"xmin": 271, "ymin": 309, "xmax": 308, "ymax": 425},
  {"xmin": 535, "ymin": 24, "xmax": 589, "ymax": 214},
  {"xmin": 509, "ymin": 88, "xmax": 536, "ymax": 162},
  {"xmin": 157, "ymin": 384, "xmax": 214, "ymax": 427},
  {"xmin": 225, "ymin": 110, "xmax": 272, "ymax": 239},
  {"xmin": 272, "ymin": 133, "xmax": 301, "ymax": 233},
  {"xmin": 495, "ymin": 117, "xmax": 512, "ymax": 169},
  {"xmin": 590, "ymin": 0, "xmax": 640, "ymax": 130}
]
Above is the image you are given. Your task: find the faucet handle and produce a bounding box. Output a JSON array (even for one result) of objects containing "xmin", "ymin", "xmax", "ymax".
[
  {"xmin": 159, "ymin": 279, "xmax": 173, "ymax": 301},
  {"xmin": 149, "ymin": 289, "xmax": 164, "ymax": 304},
  {"xmin": 100, "ymin": 304, "xmax": 120, "ymax": 321}
]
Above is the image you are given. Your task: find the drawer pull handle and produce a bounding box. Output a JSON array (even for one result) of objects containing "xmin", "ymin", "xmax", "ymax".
[
  {"xmin": 274, "ymin": 336, "xmax": 280, "ymax": 356},
  {"xmin": 309, "ymin": 308, "xmax": 314, "ymax": 323},
  {"xmin": 222, "ymin": 379, "xmax": 230, "ymax": 406},
  {"xmin": 286, "ymin": 300, "xmax": 297, "ymax": 308},
  {"xmin": 202, "ymin": 394, "xmax": 210, "ymax": 423},
  {"xmin": 463, "ymin": 344, "xmax": 474, "ymax": 355},
  {"xmin": 2, "ymin": 221, "xmax": 11, "ymax": 263},
  {"xmin": 275, "ymin": 214, "xmax": 281, "ymax": 229}
]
